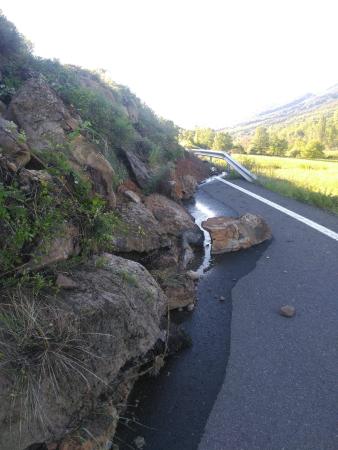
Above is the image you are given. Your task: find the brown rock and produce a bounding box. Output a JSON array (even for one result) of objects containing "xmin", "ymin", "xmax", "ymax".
[
  {"xmin": 27, "ymin": 223, "xmax": 80, "ymax": 270},
  {"xmin": 0, "ymin": 117, "xmax": 31, "ymax": 167},
  {"xmin": 166, "ymin": 154, "xmax": 211, "ymax": 200},
  {"xmin": 169, "ymin": 173, "xmax": 197, "ymax": 200},
  {"xmin": 123, "ymin": 149, "xmax": 152, "ymax": 188},
  {"xmin": 0, "ymin": 254, "xmax": 167, "ymax": 450},
  {"xmin": 152, "ymin": 268, "xmax": 196, "ymax": 310},
  {"xmin": 111, "ymin": 201, "xmax": 170, "ymax": 253},
  {"xmin": 7, "ymin": 75, "xmax": 78, "ymax": 150},
  {"xmin": 144, "ymin": 194, "xmax": 196, "ymax": 236},
  {"xmin": 56, "ymin": 273, "xmax": 78, "ymax": 290},
  {"xmin": 123, "ymin": 189, "xmax": 141, "ymax": 203},
  {"xmin": 202, "ymin": 213, "xmax": 272, "ymax": 254},
  {"xmin": 279, "ymin": 305, "xmax": 296, "ymax": 318},
  {"xmin": 70, "ymin": 135, "xmax": 116, "ymax": 208}
]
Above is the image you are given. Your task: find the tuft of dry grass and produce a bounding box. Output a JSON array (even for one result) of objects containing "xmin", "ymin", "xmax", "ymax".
[{"xmin": 0, "ymin": 289, "xmax": 106, "ymax": 429}]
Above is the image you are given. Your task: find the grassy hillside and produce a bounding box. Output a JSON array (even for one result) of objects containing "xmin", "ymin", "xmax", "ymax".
[
  {"xmin": 0, "ymin": 11, "xmax": 183, "ymax": 184},
  {"xmin": 234, "ymin": 154, "xmax": 338, "ymax": 214}
]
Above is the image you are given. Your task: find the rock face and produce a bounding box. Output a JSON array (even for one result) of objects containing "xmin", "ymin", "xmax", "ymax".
[
  {"xmin": 152, "ymin": 268, "xmax": 196, "ymax": 310},
  {"xmin": 27, "ymin": 223, "xmax": 80, "ymax": 270},
  {"xmin": 123, "ymin": 148, "xmax": 152, "ymax": 188},
  {"xmin": 7, "ymin": 75, "xmax": 78, "ymax": 149},
  {"xmin": 166, "ymin": 154, "xmax": 212, "ymax": 200},
  {"xmin": 0, "ymin": 254, "xmax": 167, "ymax": 450},
  {"xmin": 0, "ymin": 117, "xmax": 31, "ymax": 167},
  {"xmin": 7, "ymin": 76, "xmax": 116, "ymax": 207},
  {"xmin": 202, "ymin": 213, "xmax": 272, "ymax": 254},
  {"xmin": 144, "ymin": 194, "xmax": 199, "ymax": 236},
  {"xmin": 111, "ymin": 201, "xmax": 171, "ymax": 253},
  {"xmin": 69, "ymin": 135, "xmax": 116, "ymax": 208}
]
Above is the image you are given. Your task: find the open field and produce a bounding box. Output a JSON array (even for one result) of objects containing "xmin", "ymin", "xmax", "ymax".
[{"xmin": 228, "ymin": 155, "xmax": 338, "ymax": 214}]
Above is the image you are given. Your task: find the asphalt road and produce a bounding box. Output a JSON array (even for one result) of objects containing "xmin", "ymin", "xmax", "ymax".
[
  {"xmin": 118, "ymin": 177, "xmax": 338, "ymax": 450},
  {"xmin": 198, "ymin": 178, "xmax": 338, "ymax": 450}
]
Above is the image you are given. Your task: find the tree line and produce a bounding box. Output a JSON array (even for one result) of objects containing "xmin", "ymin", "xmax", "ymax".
[{"xmin": 180, "ymin": 109, "xmax": 338, "ymax": 159}]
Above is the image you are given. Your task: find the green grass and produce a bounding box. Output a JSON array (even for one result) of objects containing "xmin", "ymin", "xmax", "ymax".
[{"xmin": 232, "ymin": 155, "xmax": 338, "ymax": 214}]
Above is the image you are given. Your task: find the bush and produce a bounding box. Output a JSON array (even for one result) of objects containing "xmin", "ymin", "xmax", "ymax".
[
  {"xmin": 0, "ymin": 151, "xmax": 120, "ymax": 284},
  {"xmin": 301, "ymin": 141, "xmax": 325, "ymax": 159},
  {"xmin": 0, "ymin": 10, "xmax": 31, "ymax": 57}
]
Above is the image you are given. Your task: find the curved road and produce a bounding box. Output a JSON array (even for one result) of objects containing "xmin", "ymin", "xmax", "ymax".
[
  {"xmin": 118, "ymin": 177, "xmax": 338, "ymax": 450},
  {"xmin": 199, "ymin": 178, "xmax": 338, "ymax": 450}
]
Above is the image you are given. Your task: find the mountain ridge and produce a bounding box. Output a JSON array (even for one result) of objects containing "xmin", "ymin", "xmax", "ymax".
[{"xmin": 224, "ymin": 84, "xmax": 338, "ymax": 136}]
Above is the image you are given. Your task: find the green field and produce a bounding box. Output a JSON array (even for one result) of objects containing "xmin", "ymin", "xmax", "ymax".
[{"xmin": 231, "ymin": 155, "xmax": 338, "ymax": 214}]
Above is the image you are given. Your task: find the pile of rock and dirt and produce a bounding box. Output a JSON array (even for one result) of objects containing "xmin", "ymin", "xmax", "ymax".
[{"xmin": 0, "ymin": 16, "xmax": 209, "ymax": 449}]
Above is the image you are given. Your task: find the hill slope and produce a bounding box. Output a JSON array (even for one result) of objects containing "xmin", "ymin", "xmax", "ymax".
[{"xmin": 227, "ymin": 84, "xmax": 338, "ymax": 137}]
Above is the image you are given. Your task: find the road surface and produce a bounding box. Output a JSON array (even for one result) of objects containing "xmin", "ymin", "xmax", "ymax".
[
  {"xmin": 198, "ymin": 177, "xmax": 338, "ymax": 450},
  {"xmin": 118, "ymin": 177, "xmax": 338, "ymax": 450}
]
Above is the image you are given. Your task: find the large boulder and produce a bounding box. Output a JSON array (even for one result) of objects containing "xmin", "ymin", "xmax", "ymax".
[
  {"xmin": 0, "ymin": 254, "xmax": 167, "ymax": 450},
  {"xmin": 7, "ymin": 75, "xmax": 78, "ymax": 150},
  {"xmin": 123, "ymin": 148, "xmax": 152, "ymax": 188},
  {"xmin": 152, "ymin": 268, "xmax": 196, "ymax": 310},
  {"xmin": 7, "ymin": 76, "xmax": 116, "ymax": 207},
  {"xmin": 26, "ymin": 222, "xmax": 80, "ymax": 271},
  {"xmin": 111, "ymin": 201, "xmax": 171, "ymax": 253},
  {"xmin": 0, "ymin": 117, "xmax": 30, "ymax": 168},
  {"xmin": 202, "ymin": 213, "xmax": 272, "ymax": 254},
  {"xmin": 144, "ymin": 193, "xmax": 200, "ymax": 237}
]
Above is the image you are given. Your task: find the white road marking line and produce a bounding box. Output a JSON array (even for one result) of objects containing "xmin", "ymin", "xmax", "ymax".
[{"xmin": 215, "ymin": 177, "xmax": 338, "ymax": 242}]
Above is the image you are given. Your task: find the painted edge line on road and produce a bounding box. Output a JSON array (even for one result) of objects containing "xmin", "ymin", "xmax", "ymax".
[{"xmin": 215, "ymin": 177, "xmax": 338, "ymax": 242}]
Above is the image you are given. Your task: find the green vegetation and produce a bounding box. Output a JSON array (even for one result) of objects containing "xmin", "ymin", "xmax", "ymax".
[
  {"xmin": 234, "ymin": 154, "xmax": 338, "ymax": 214},
  {"xmin": 179, "ymin": 128, "xmax": 235, "ymax": 151},
  {"xmin": 0, "ymin": 150, "xmax": 120, "ymax": 286},
  {"xmin": 233, "ymin": 108, "xmax": 338, "ymax": 159},
  {"xmin": 0, "ymin": 10, "xmax": 184, "ymax": 177}
]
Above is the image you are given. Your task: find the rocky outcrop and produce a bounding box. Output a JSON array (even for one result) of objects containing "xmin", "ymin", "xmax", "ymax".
[
  {"xmin": 27, "ymin": 223, "xmax": 80, "ymax": 270},
  {"xmin": 165, "ymin": 154, "xmax": 212, "ymax": 200},
  {"xmin": 123, "ymin": 148, "xmax": 152, "ymax": 188},
  {"xmin": 144, "ymin": 193, "xmax": 200, "ymax": 237},
  {"xmin": 7, "ymin": 75, "xmax": 78, "ymax": 149},
  {"xmin": 0, "ymin": 117, "xmax": 31, "ymax": 168},
  {"xmin": 0, "ymin": 254, "xmax": 167, "ymax": 450},
  {"xmin": 69, "ymin": 135, "xmax": 116, "ymax": 208},
  {"xmin": 112, "ymin": 193, "xmax": 202, "ymax": 255},
  {"xmin": 111, "ymin": 201, "xmax": 171, "ymax": 253},
  {"xmin": 152, "ymin": 268, "xmax": 196, "ymax": 310},
  {"xmin": 202, "ymin": 213, "xmax": 272, "ymax": 254},
  {"xmin": 6, "ymin": 76, "xmax": 116, "ymax": 207}
]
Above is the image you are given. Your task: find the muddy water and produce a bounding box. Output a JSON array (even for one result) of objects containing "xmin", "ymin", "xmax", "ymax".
[{"xmin": 116, "ymin": 181, "xmax": 269, "ymax": 450}]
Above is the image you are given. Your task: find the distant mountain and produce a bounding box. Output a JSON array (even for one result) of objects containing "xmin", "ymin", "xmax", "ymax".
[{"xmin": 226, "ymin": 84, "xmax": 338, "ymax": 136}]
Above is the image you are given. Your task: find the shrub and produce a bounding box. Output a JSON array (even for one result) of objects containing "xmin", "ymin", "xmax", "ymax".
[
  {"xmin": 301, "ymin": 141, "xmax": 325, "ymax": 159},
  {"xmin": 0, "ymin": 151, "xmax": 120, "ymax": 284}
]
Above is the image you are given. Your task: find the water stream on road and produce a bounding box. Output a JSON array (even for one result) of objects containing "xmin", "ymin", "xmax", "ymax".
[{"xmin": 116, "ymin": 180, "xmax": 269, "ymax": 450}]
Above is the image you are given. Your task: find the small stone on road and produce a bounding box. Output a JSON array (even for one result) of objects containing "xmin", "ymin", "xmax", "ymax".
[{"xmin": 279, "ymin": 305, "xmax": 296, "ymax": 318}]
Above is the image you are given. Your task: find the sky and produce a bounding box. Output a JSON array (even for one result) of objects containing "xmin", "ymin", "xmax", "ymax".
[{"xmin": 1, "ymin": 0, "xmax": 338, "ymax": 129}]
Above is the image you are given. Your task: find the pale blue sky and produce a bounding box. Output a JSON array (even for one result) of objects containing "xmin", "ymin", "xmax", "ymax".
[{"xmin": 1, "ymin": 0, "xmax": 337, "ymax": 129}]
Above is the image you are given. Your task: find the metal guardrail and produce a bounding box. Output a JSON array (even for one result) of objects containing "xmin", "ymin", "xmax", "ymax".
[{"xmin": 190, "ymin": 148, "xmax": 257, "ymax": 183}]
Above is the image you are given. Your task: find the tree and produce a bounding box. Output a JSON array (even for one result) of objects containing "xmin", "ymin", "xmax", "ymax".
[
  {"xmin": 301, "ymin": 140, "xmax": 325, "ymax": 159},
  {"xmin": 212, "ymin": 132, "xmax": 233, "ymax": 151},
  {"xmin": 194, "ymin": 128, "xmax": 215, "ymax": 148},
  {"xmin": 268, "ymin": 133, "xmax": 288, "ymax": 156},
  {"xmin": 250, "ymin": 127, "xmax": 270, "ymax": 154},
  {"xmin": 179, "ymin": 129, "xmax": 194, "ymax": 148}
]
